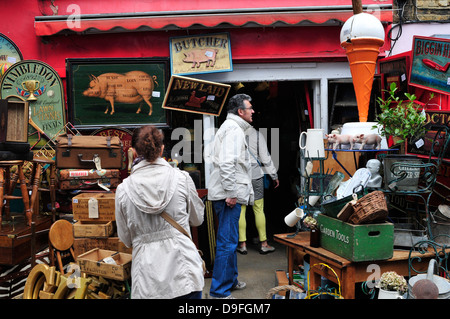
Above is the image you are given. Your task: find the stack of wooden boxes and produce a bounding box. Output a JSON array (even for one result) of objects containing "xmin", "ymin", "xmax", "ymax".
[{"xmin": 71, "ymin": 192, "xmax": 131, "ymax": 258}]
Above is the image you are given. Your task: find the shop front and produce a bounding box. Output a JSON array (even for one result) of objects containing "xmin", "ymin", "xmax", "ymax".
[{"xmin": 0, "ymin": 0, "xmax": 400, "ymax": 299}]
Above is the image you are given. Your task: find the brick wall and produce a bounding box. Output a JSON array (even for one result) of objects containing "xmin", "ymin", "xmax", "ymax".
[{"xmin": 393, "ymin": 0, "xmax": 450, "ymax": 22}]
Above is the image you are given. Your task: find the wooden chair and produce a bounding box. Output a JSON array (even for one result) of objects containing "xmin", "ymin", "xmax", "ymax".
[{"xmin": 48, "ymin": 219, "xmax": 76, "ymax": 274}]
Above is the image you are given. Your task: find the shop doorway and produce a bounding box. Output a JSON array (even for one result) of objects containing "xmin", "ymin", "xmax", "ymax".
[{"xmin": 217, "ymin": 80, "xmax": 313, "ymax": 238}]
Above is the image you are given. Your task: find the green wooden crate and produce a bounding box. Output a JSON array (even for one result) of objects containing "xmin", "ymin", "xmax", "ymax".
[{"xmin": 317, "ymin": 214, "xmax": 394, "ymax": 262}]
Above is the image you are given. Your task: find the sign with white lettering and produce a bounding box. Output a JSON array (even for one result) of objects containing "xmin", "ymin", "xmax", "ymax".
[
  {"xmin": 0, "ymin": 60, "xmax": 65, "ymax": 147},
  {"xmin": 410, "ymin": 36, "xmax": 450, "ymax": 94},
  {"xmin": 169, "ymin": 32, "xmax": 232, "ymax": 75},
  {"xmin": 162, "ymin": 75, "xmax": 230, "ymax": 116}
]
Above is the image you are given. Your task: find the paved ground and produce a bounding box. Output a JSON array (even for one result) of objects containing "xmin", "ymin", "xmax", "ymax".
[{"xmin": 202, "ymin": 240, "xmax": 288, "ymax": 299}]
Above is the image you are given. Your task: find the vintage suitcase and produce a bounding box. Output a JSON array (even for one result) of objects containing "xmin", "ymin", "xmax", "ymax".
[
  {"xmin": 57, "ymin": 169, "xmax": 121, "ymax": 190},
  {"xmin": 55, "ymin": 134, "xmax": 123, "ymax": 169}
]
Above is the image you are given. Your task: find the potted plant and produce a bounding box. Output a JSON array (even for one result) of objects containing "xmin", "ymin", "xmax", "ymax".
[
  {"xmin": 377, "ymin": 271, "xmax": 408, "ymax": 299},
  {"xmin": 372, "ymin": 82, "xmax": 430, "ymax": 153},
  {"xmin": 303, "ymin": 215, "xmax": 320, "ymax": 247}
]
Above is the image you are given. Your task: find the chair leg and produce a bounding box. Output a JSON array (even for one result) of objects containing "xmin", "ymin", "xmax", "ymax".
[
  {"xmin": 56, "ymin": 251, "xmax": 64, "ymax": 275},
  {"xmin": 18, "ymin": 165, "xmax": 32, "ymax": 226},
  {"xmin": 0, "ymin": 169, "xmax": 3, "ymax": 229}
]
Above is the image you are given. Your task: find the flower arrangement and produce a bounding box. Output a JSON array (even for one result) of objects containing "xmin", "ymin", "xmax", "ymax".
[
  {"xmin": 303, "ymin": 215, "xmax": 318, "ymax": 230},
  {"xmin": 379, "ymin": 271, "xmax": 408, "ymax": 294}
]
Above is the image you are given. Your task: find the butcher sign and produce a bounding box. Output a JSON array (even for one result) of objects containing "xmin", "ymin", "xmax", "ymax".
[{"xmin": 170, "ymin": 32, "xmax": 233, "ymax": 76}]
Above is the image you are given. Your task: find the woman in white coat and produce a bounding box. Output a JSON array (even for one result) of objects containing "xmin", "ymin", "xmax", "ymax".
[{"xmin": 115, "ymin": 125, "xmax": 205, "ymax": 299}]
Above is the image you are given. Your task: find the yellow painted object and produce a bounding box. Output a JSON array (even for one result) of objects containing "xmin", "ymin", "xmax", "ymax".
[
  {"xmin": 305, "ymin": 263, "xmax": 344, "ymax": 299},
  {"xmin": 24, "ymin": 263, "xmax": 129, "ymax": 299}
]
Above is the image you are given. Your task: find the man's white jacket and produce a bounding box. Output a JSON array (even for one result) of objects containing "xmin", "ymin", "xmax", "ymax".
[{"xmin": 206, "ymin": 113, "xmax": 254, "ymax": 205}]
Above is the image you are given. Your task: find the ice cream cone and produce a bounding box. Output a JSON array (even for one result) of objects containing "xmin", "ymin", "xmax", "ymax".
[{"xmin": 341, "ymin": 37, "xmax": 384, "ymax": 122}]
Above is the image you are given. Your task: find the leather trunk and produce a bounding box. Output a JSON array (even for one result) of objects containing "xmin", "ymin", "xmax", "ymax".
[
  {"xmin": 58, "ymin": 168, "xmax": 121, "ymax": 190},
  {"xmin": 55, "ymin": 134, "xmax": 123, "ymax": 169}
]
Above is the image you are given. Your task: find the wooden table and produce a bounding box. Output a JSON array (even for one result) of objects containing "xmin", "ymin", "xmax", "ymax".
[{"xmin": 274, "ymin": 232, "xmax": 435, "ymax": 299}]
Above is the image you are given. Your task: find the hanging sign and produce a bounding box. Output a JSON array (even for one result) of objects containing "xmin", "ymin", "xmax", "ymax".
[
  {"xmin": 0, "ymin": 33, "xmax": 22, "ymax": 79},
  {"xmin": 0, "ymin": 60, "xmax": 66, "ymax": 146},
  {"xmin": 162, "ymin": 75, "xmax": 230, "ymax": 116},
  {"xmin": 410, "ymin": 36, "xmax": 450, "ymax": 95},
  {"xmin": 169, "ymin": 32, "xmax": 233, "ymax": 75}
]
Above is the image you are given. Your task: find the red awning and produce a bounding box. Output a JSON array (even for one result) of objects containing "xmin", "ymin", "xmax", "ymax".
[{"xmin": 35, "ymin": 7, "xmax": 393, "ymax": 36}]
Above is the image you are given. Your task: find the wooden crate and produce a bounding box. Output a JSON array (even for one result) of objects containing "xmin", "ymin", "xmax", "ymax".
[
  {"xmin": 317, "ymin": 214, "xmax": 394, "ymax": 262},
  {"xmin": 77, "ymin": 248, "xmax": 132, "ymax": 281},
  {"xmin": 73, "ymin": 221, "xmax": 114, "ymax": 238},
  {"xmin": 73, "ymin": 237, "xmax": 132, "ymax": 258},
  {"xmin": 72, "ymin": 192, "xmax": 115, "ymax": 222}
]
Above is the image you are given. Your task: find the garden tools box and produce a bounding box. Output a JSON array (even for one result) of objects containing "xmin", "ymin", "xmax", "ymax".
[
  {"xmin": 55, "ymin": 134, "xmax": 123, "ymax": 169},
  {"xmin": 317, "ymin": 214, "xmax": 394, "ymax": 262},
  {"xmin": 58, "ymin": 168, "xmax": 121, "ymax": 190}
]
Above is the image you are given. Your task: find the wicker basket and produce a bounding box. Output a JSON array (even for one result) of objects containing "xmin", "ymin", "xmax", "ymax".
[{"xmin": 347, "ymin": 191, "xmax": 388, "ymax": 225}]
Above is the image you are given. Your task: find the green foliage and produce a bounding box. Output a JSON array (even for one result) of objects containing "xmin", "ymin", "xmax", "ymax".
[{"xmin": 373, "ymin": 82, "xmax": 429, "ymax": 144}]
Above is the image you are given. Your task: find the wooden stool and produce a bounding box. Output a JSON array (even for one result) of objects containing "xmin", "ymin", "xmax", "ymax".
[
  {"xmin": 0, "ymin": 157, "xmax": 57, "ymax": 229},
  {"xmin": 28, "ymin": 157, "xmax": 57, "ymax": 223},
  {"xmin": 0, "ymin": 160, "xmax": 32, "ymax": 228},
  {"xmin": 48, "ymin": 219, "xmax": 75, "ymax": 274}
]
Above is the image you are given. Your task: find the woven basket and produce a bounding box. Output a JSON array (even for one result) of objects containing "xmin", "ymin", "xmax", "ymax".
[{"xmin": 348, "ymin": 191, "xmax": 388, "ymax": 225}]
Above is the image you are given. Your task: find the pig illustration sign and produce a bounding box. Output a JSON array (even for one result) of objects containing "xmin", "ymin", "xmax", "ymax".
[
  {"xmin": 163, "ymin": 75, "xmax": 230, "ymax": 116},
  {"xmin": 170, "ymin": 32, "xmax": 232, "ymax": 75},
  {"xmin": 66, "ymin": 58, "xmax": 169, "ymax": 129}
]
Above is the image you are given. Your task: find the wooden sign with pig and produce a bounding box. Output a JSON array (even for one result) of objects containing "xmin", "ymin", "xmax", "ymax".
[
  {"xmin": 66, "ymin": 58, "xmax": 169, "ymax": 129},
  {"xmin": 170, "ymin": 32, "xmax": 233, "ymax": 75}
]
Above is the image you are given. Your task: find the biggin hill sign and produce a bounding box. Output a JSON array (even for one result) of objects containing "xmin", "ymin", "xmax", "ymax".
[{"xmin": 169, "ymin": 32, "xmax": 233, "ymax": 76}]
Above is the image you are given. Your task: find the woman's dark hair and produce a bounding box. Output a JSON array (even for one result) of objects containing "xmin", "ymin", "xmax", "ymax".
[
  {"xmin": 134, "ymin": 125, "xmax": 164, "ymax": 163},
  {"xmin": 227, "ymin": 93, "xmax": 252, "ymax": 115}
]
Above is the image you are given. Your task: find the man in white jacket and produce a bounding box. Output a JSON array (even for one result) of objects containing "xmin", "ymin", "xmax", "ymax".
[{"xmin": 207, "ymin": 93, "xmax": 255, "ymax": 299}]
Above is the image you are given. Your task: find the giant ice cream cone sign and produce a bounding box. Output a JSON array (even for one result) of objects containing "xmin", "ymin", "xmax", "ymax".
[{"xmin": 340, "ymin": 13, "xmax": 385, "ymax": 122}]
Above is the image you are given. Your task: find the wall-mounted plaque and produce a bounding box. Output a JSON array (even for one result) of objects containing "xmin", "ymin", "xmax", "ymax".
[
  {"xmin": 0, "ymin": 60, "xmax": 65, "ymax": 147},
  {"xmin": 170, "ymin": 32, "xmax": 233, "ymax": 76},
  {"xmin": 410, "ymin": 36, "xmax": 450, "ymax": 95},
  {"xmin": 0, "ymin": 33, "xmax": 22, "ymax": 79},
  {"xmin": 163, "ymin": 75, "xmax": 230, "ymax": 116}
]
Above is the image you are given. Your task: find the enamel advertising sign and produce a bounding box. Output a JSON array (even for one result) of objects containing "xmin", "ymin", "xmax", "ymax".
[{"xmin": 410, "ymin": 36, "xmax": 450, "ymax": 95}]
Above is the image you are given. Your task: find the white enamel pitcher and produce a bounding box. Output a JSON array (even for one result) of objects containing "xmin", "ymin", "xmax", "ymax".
[{"xmin": 299, "ymin": 129, "xmax": 325, "ymax": 158}]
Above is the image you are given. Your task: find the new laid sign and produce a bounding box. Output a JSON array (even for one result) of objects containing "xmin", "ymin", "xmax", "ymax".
[{"xmin": 0, "ymin": 60, "xmax": 66, "ymax": 145}]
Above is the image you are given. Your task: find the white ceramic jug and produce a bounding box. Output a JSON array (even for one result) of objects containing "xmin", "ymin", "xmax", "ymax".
[{"xmin": 299, "ymin": 129, "xmax": 325, "ymax": 158}]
